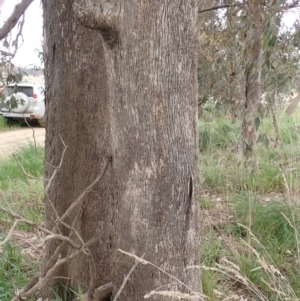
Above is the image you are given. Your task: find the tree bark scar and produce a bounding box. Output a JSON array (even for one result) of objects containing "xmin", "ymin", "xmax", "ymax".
[
  {"xmin": 184, "ymin": 175, "xmax": 193, "ymax": 244},
  {"xmin": 188, "ymin": 174, "xmax": 193, "ymax": 202},
  {"xmin": 52, "ymin": 41, "xmax": 56, "ymax": 58}
]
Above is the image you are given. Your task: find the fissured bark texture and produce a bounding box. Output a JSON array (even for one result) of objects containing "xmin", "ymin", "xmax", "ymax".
[
  {"xmin": 44, "ymin": 0, "xmax": 201, "ymax": 300},
  {"xmin": 100, "ymin": 2, "xmax": 201, "ymax": 299},
  {"xmin": 42, "ymin": 0, "xmax": 112, "ymax": 298}
]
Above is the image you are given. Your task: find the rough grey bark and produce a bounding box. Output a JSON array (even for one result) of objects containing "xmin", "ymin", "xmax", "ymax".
[
  {"xmin": 75, "ymin": 1, "xmax": 201, "ymax": 300},
  {"xmin": 42, "ymin": 0, "xmax": 112, "ymax": 298},
  {"xmin": 242, "ymin": 2, "xmax": 262, "ymax": 155}
]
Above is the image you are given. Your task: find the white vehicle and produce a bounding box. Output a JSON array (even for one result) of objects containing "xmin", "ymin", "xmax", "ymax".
[{"xmin": 0, "ymin": 83, "xmax": 45, "ymax": 127}]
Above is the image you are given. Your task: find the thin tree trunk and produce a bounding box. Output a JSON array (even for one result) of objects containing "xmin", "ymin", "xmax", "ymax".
[
  {"xmin": 242, "ymin": 2, "xmax": 262, "ymax": 156},
  {"xmin": 42, "ymin": 0, "xmax": 112, "ymax": 298}
]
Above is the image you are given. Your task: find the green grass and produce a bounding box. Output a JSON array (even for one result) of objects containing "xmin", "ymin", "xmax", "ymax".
[
  {"xmin": 201, "ymin": 195, "xmax": 300, "ymax": 300},
  {"xmin": 0, "ymin": 116, "xmax": 21, "ymax": 130},
  {"xmin": 0, "ymin": 143, "xmax": 44, "ymax": 189},
  {"xmin": 2, "ymin": 105, "xmax": 300, "ymax": 300},
  {"xmin": 199, "ymin": 116, "xmax": 238, "ymax": 151},
  {"xmin": 0, "ymin": 242, "xmax": 37, "ymax": 300},
  {"xmin": 199, "ymin": 106, "xmax": 300, "ymax": 300},
  {"xmin": 0, "ymin": 144, "xmax": 44, "ymax": 225},
  {"xmin": 0, "ymin": 144, "xmax": 44, "ymax": 300},
  {"xmin": 199, "ymin": 106, "xmax": 300, "ymax": 194},
  {"xmin": 0, "ymin": 116, "xmax": 7, "ymax": 129}
]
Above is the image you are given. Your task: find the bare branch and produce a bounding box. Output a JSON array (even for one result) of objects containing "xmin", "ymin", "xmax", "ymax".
[
  {"xmin": 23, "ymin": 117, "xmax": 40, "ymax": 155},
  {"xmin": 0, "ymin": 49, "xmax": 13, "ymax": 56},
  {"xmin": 42, "ymin": 241, "xmax": 67, "ymax": 277},
  {"xmin": 74, "ymin": 282, "xmax": 113, "ymax": 301},
  {"xmin": 58, "ymin": 154, "xmax": 112, "ymax": 224},
  {"xmin": 3, "ymin": 143, "xmax": 113, "ymax": 301},
  {"xmin": 0, "ymin": 219, "xmax": 18, "ymax": 245},
  {"xmin": 198, "ymin": 3, "xmax": 241, "ymax": 14},
  {"xmin": 19, "ymin": 232, "xmax": 102, "ymax": 299},
  {"xmin": 113, "ymin": 256, "xmax": 143, "ymax": 301},
  {"xmin": 0, "ymin": 206, "xmax": 81, "ymax": 248},
  {"xmin": 13, "ymin": 153, "xmax": 43, "ymax": 180},
  {"xmin": 281, "ymin": 0, "xmax": 300, "ymax": 10},
  {"xmin": 198, "ymin": 1, "xmax": 300, "ymax": 15},
  {"xmin": 118, "ymin": 249, "xmax": 199, "ymax": 295},
  {"xmin": 0, "ymin": 0, "xmax": 34, "ymax": 41},
  {"xmin": 45, "ymin": 135, "xmax": 68, "ymax": 223}
]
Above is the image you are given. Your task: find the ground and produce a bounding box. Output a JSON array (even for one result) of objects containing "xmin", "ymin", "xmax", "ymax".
[{"xmin": 0, "ymin": 127, "xmax": 45, "ymax": 157}]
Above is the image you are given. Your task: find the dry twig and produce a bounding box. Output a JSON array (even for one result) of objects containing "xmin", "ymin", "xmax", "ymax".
[{"xmin": 0, "ymin": 142, "xmax": 113, "ymax": 301}]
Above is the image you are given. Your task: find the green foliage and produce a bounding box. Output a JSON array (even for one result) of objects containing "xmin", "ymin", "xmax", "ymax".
[
  {"xmin": 200, "ymin": 109, "xmax": 300, "ymax": 194},
  {"xmin": 200, "ymin": 105, "xmax": 300, "ymax": 300},
  {"xmin": 199, "ymin": 116, "xmax": 238, "ymax": 151},
  {"xmin": 201, "ymin": 192, "xmax": 300, "ymax": 300},
  {"xmin": 49, "ymin": 284, "xmax": 81, "ymax": 301},
  {"xmin": 0, "ymin": 117, "xmax": 21, "ymax": 129},
  {"xmin": 278, "ymin": 115, "xmax": 300, "ymax": 144},
  {"xmin": 0, "ymin": 145, "xmax": 44, "ymax": 299},
  {"xmin": 200, "ymin": 233, "xmax": 224, "ymax": 266},
  {"xmin": 0, "ymin": 116, "xmax": 8, "ymax": 129},
  {"xmin": 200, "ymin": 232, "xmax": 227, "ymax": 299},
  {"xmin": 200, "ymin": 197, "xmax": 215, "ymax": 210},
  {"xmin": 235, "ymin": 197, "xmax": 300, "ymax": 256},
  {"xmin": 0, "ymin": 144, "xmax": 44, "ymax": 226},
  {"xmin": 199, "ymin": 155, "xmax": 230, "ymax": 193},
  {"xmin": 197, "ymin": 1, "xmax": 300, "ymax": 115},
  {"xmin": 201, "ymin": 270, "xmax": 220, "ymax": 300},
  {"xmin": 0, "ymin": 144, "xmax": 44, "ymax": 190},
  {"xmin": 0, "ymin": 94, "xmax": 24, "ymax": 110},
  {"xmin": 0, "ymin": 242, "xmax": 33, "ymax": 301}
]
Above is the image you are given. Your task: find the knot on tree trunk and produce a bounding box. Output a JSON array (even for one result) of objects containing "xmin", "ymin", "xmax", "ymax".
[{"xmin": 73, "ymin": 0, "xmax": 122, "ymax": 48}]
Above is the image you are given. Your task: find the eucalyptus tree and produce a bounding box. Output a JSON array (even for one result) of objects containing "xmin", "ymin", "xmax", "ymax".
[
  {"xmin": 10, "ymin": 1, "xmax": 202, "ymax": 301},
  {"xmin": 197, "ymin": 0, "xmax": 300, "ymax": 154}
]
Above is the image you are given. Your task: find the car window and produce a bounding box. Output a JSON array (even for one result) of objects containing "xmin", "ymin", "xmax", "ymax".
[{"xmin": 6, "ymin": 86, "xmax": 34, "ymax": 97}]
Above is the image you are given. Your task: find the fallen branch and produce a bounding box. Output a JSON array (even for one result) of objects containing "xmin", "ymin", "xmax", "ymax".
[
  {"xmin": 74, "ymin": 282, "xmax": 113, "ymax": 301},
  {"xmin": 0, "ymin": 206, "xmax": 81, "ymax": 249},
  {"xmin": 118, "ymin": 249, "xmax": 205, "ymax": 300},
  {"xmin": 10, "ymin": 220, "xmax": 103, "ymax": 301},
  {"xmin": 58, "ymin": 154, "xmax": 112, "ymax": 224},
  {"xmin": 0, "ymin": 143, "xmax": 113, "ymax": 301},
  {"xmin": 113, "ymin": 254, "xmax": 143, "ymax": 301}
]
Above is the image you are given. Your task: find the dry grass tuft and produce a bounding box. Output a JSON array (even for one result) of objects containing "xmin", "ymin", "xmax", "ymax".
[{"xmin": 1, "ymin": 228, "xmax": 44, "ymax": 260}]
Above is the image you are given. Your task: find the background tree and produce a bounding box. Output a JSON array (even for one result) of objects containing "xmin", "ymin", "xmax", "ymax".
[{"xmin": 197, "ymin": 0, "xmax": 300, "ymax": 153}]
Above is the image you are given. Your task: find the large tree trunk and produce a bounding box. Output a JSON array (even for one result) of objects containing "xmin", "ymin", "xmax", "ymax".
[
  {"xmin": 42, "ymin": 0, "xmax": 112, "ymax": 298},
  {"xmin": 75, "ymin": 1, "xmax": 201, "ymax": 300}
]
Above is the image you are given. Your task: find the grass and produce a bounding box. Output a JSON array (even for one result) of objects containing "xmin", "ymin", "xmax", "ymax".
[
  {"xmin": 0, "ymin": 242, "xmax": 37, "ymax": 300},
  {"xmin": 199, "ymin": 104, "xmax": 300, "ymax": 300},
  {"xmin": 0, "ymin": 144, "xmax": 44, "ymax": 301},
  {"xmin": 0, "ymin": 143, "xmax": 44, "ymax": 225},
  {"xmin": 0, "ymin": 116, "xmax": 7, "ymax": 129},
  {"xmin": 0, "ymin": 116, "xmax": 21, "ymax": 130},
  {"xmin": 2, "ymin": 104, "xmax": 300, "ymax": 300}
]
